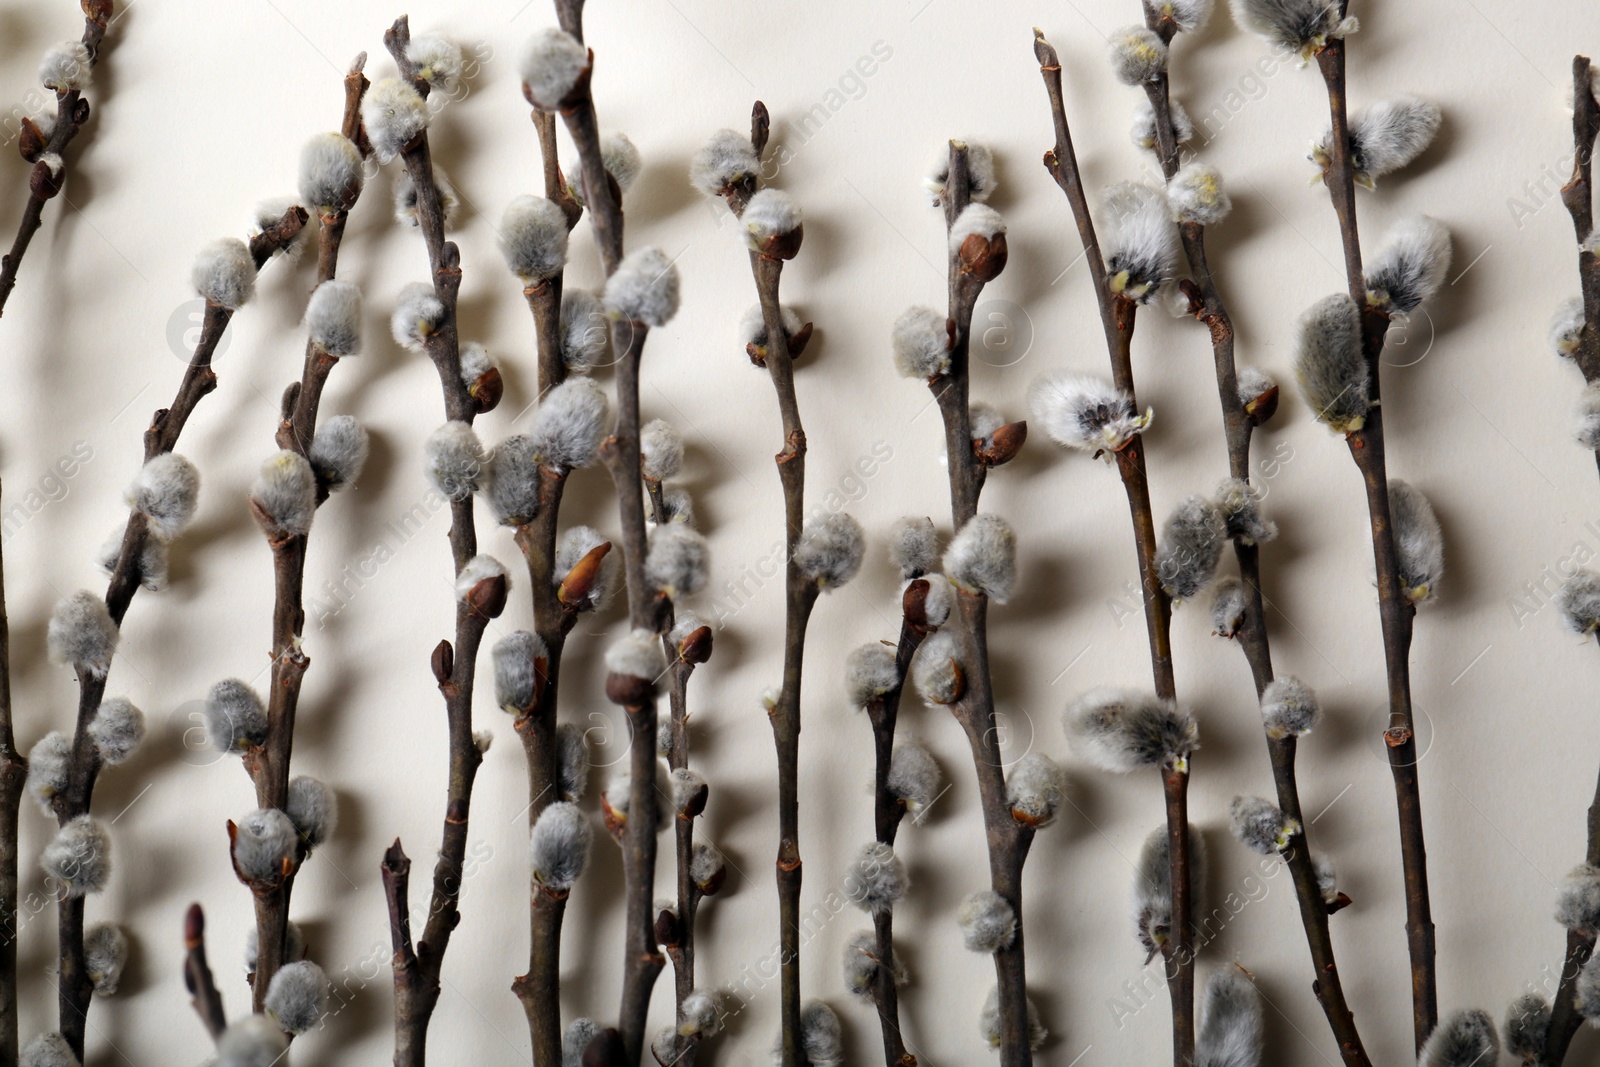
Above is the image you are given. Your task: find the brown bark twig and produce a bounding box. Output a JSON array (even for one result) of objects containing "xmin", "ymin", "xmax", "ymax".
[
  {"xmin": 0, "ymin": 481, "xmax": 20, "ymax": 1067},
  {"xmin": 182, "ymin": 903, "xmax": 227, "ymax": 1040}
]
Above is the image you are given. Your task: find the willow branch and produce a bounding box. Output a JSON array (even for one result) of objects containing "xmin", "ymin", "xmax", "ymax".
[
  {"xmin": 0, "ymin": 0, "xmax": 113, "ymax": 317},
  {"xmin": 0, "ymin": 483, "xmax": 19, "ymax": 1067}
]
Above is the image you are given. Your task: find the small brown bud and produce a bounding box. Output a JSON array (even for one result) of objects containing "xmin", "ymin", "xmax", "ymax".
[
  {"xmin": 431, "ymin": 639, "xmax": 455, "ymax": 686},
  {"xmin": 902, "ymin": 578, "xmax": 931, "ymax": 632},
  {"xmin": 758, "ymin": 224, "xmax": 804, "ymax": 261},
  {"xmin": 695, "ymin": 863, "xmax": 727, "ymax": 897},
  {"xmin": 789, "ymin": 320, "xmax": 815, "ymax": 358},
  {"xmin": 469, "ymin": 366, "xmax": 503, "ymax": 414},
  {"xmin": 678, "ymin": 780, "xmax": 709, "ymax": 821},
  {"xmin": 677, "ymin": 624, "xmax": 713, "ymax": 665},
  {"xmin": 581, "ymin": 1027, "xmax": 625, "ymax": 1067},
  {"xmin": 82, "ymin": 0, "xmax": 113, "ymax": 23},
  {"xmin": 466, "ymin": 573, "xmax": 508, "ymax": 620},
  {"xmin": 18, "ymin": 118, "xmax": 46, "ymax": 163},
  {"xmin": 29, "ymin": 159, "xmax": 63, "ymax": 200},
  {"xmin": 976, "ymin": 420, "xmax": 1028, "ymax": 467},
  {"xmin": 605, "ymin": 671, "xmax": 655, "ymax": 708},
  {"xmin": 558, "ymin": 541, "xmax": 612, "ymax": 608},
  {"xmin": 654, "ymin": 906, "xmax": 682, "ymax": 949},
  {"xmin": 1244, "ymin": 383, "xmax": 1279, "ymax": 425},
  {"xmin": 958, "ymin": 231, "xmax": 1009, "ymax": 282}
]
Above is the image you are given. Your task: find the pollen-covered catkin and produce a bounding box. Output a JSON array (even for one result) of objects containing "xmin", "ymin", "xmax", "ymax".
[
  {"xmin": 265, "ymin": 960, "xmax": 330, "ymax": 1034},
  {"xmin": 47, "ymin": 590, "xmax": 117, "ymax": 677},
  {"xmin": 519, "ymin": 27, "xmax": 588, "ymax": 109},
  {"xmin": 1168, "ymin": 162, "xmax": 1232, "ymax": 226},
  {"xmin": 192, "ymin": 238, "xmax": 256, "ymax": 310},
  {"xmin": 530, "ymin": 377, "xmax": 608, "ymax": 471},
  {"xmin": 1364, "ymin": 215, "xmax": 1451, "ymax": 314},
  {"xmin": 891, "ymin": 306, "xmax": 952, "ymax": 379},
  {"xmin": 407, "ymin": 35, "xmax": 463, "ymax": 94},
  {"xmin": 83, "ymin": 922, "xmax": 127, "ymax": 995},
  {"xmin": 530, "ymin": 801, "xmax": 591, "ymax": 889},
  {"xmin": 1229, "ymin": 795, "xmax": 1299, "ymax": 855},
  {"xmin": 206, "ymin": 679, "xmax": 268, "ymax": 753},
  {"xmin": 691, "ymin": 128, "xmax": 760, "ymax": 196},
  {"xmin": 959, "ymin": 890, "xmax": 1016, "ymax": 953},
  {"xmin": 1029, "ymin": 372, "xmax": 1150, "ymax": 454},
  {"xmin": 361, "ymin": 78, "xmax": 430, "ymax": 162},
  {"xmin": 127, "ymin": 453, "xmax": 200, "ymax": 540},
  {"xmin": 424, "ymin": 421, "xmax": 485, "ymax": 501},
  {"xmin": 305, "ymin": 278, "xmax": 363, "ymax": 357},
  {"xmin": 1108, "ymin": 26, "xmax": 1168, "ymax": 84},
  {"xmin": 794, "ymin": 514, "xmax": 865, "ymax": 589},
  {"xmin": 41, "ymin": 815, "xmax": 110, "ymax": 896},
  {"xmin": 1259, "ymin": 676, "xmax": 1320, "ymax": 739},
  {"xmin": 232, "ymin": 808, "xmax": 297, "ymax": 883},
  {"xmin": 499, "ymin": 195, "xmax": 569, "ymax": 284},
  {"xmin": 286, "ymin": 776, "xmax": 338, "ymax": 849},
  {"xmin": 1389, "ymin": 479, "xmax": 1444, "ymax": 604},
  {"xmin": 889, "ymin": 516, "xmax": 939, "ymax": 578},
  {"xmin": 1557, "ymin": 569, "xmax": 1600, "ymax": 636},
  {"xmin": 604, "ymin": 247, "xmax": 680, "ymax": 326},
  {"xmin": 1155, "ymin": 495, "xmax": 1226, "ymax": 601},
  {"xmin": 1101, "ymin": 181, "xmax": 1179, "ymax": 302},
  {"xmin": 848, "ymin": 841, "xmax": 908, "ymax": 915},
  {"xmin": 309, "ymin": 415, "xmax": 369, "ymax": 492},
  {"xmin": 298, "ymin": 132, "xmax": 363, "ymax": 215},
  {"xmin": 1229, "ymin": 0, "xmax": 1358, "ymax": 57},
  {"xmin": 1005, "ymin": 752, "xmax": 1065, "ymax": 827},
  {"xmin": 391, "ymin": 281, "xmax": 445, "ymax": 351},
  {"xmin": 1195, "ymin": 967, "xmax": 1264, "ymax": 1067},
  {"xmin": 979, "ymin": 986, "xmax": 1047, "ymax": 1051},
  {"xmin": 1065, "ymin": 687, "xmax": 1198, "ymax": 772},
  {"xmin": 944, "ymin": 513, "xmax": 1017, "ymax": 602},
  {"xmin": 887, "ymin": 742, "xmax": 941, "ymax": 817},
  {"xmin": 89, "ymin": 698, "xmax": 144, "ymax": 765},
  {"xmin": 1418, "ymin": 1009, "xmax": 1499, "ymax": 1067},
  {"xmin": 1294, "ymin": 293, "xmax": 1368, "ymax": 433}
]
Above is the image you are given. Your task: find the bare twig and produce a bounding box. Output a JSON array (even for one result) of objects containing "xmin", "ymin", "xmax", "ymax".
[
  {"xmin": 0, "ymin": 482, "xmax": 21, "ymax": 1066},
  {"xmin": 182, "ymin": 903, "xmax": 227, "ymax": 1041}
]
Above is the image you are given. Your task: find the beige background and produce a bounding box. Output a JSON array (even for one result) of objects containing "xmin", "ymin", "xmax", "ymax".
[{"xmin": 0, "ymin": 0, "xmax": 1592, "ymax": 1063}]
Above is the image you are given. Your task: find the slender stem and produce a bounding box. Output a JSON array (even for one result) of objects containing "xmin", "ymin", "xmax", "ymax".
[{"xmin": 0, "ymin": 482, "xmax": 17, "ymax": 1067}]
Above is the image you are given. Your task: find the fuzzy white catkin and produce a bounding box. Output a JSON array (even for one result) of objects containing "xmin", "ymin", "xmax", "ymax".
[
  {"xmin": 1132, "ymin": 96, "xmax": 1195, "ymax": 150},
  {"xmin": 1419, "ymin": 1009, "xmax": 1499, "ymax": 1067},
  {"xmin": 520, "ymin": 27, "xmax": 588, "ymax": 109},
  {"xmin": 83, "ymin": 922, "xmax": 127, "ymax": 995},
  {"xmin": 98, "ymin": 525, "xmax": 167, "ymax": 591},
  {"xmin": 1213, "ymin": 478, "xmax": 1276, "ymax": 545},
  {"xmin": 1582, "ymin": 955, "xmax": 1600, "ymax": 1020},
  {"xmin": 391, "ymin": 281, "xmax": 445, "ymax": 351},
  {"xmin": 305, "ymin": 278, "xmax": 363, "ymax": 357},
  {"xmin": 287, "ymin": 776, "xmax": 338, "ymax": 849},
  {"xmin": 911, "ymin": 630, "xmax": 964, "ymax": 706},
  {"xmin": 265, "ymin": 959, "xmax": 330, "ymax": 1034},
  {"xmin": 567, "ymin": 132, "xmax": 642, "ymax": 204},
  {"xmin": 1006, "ymin": 752, "xmax": 1065, "ymax": 827},
  {"xmin": 1313, "ymin": 854, "xmax": 1340, "ymax": 905},
  {"xmin": 944, "ymin": 513, "xmax": 1017, "ymax": 602},
  {"xmin": 454, "ymin": 555, "xmax": 507, "ymax": 605},
  {"xmin": 127, "ymin": 453, "xmax": 200, "ymax": 541},
  {"xmin": 1504, "ymin": 992, "xmax": 1550, "ymax": 1061},
  {"xmin": 1102, "ymin": 181, "xmax": 1179, "ymax": 302},
  {"xmin": 206, "ymin": 679, "xmax": 268, "ymax": 753},
  {"xmin": 560, "ymin": 288, "xmax": 609, "ymax": 370},
  {"xmin": 1558, "ymin": 570, "xmax": 1600, "ymax": 636},
  {"xmin": 245, "ymin": 921, "xmax": 306, "ymax": 971},
  {"xmin": 1388, "ymin": 480, "xmax": 1444, "ymax": 604},
  {"xmin": 233, "ymin": 808, "xmax": 297, "ymax": 883},
  {"xmin": 1294, "ymin": 293, "xmax": 1368, "ymax": 433},
  {"xmin": 1211, "ymin": 577, "xmax": 1247, "ymax": 638},
  {"xmin": 251, "ymin": 451, "xmax": 317, "ymax": 538},
  {"xmin": 604, "ymin": 247, "xmax": 680, "ymax": 326},
  {"xmin": 47, "ymin": 590, "xmax": 117, "ymax": 677},
  {"xmin": 26, "ymin": 732, "xmax": 69, "ymax": 812},
  {"xmin": 844, "ymin": 643, "xmax": 900, "ymax": 707},
  {"xmin": 1168, "ymin": 162, "xmax": 1232, "ymax": 226},
  {"xmin": 1552, "ymin": 297, "xmax": 1587, "ymax": 358},
  {"xmin": 1333, "ymin": 96, "xmax": 1442, "ymax": 187},
  {"xmin": 889, "ymin": 516, "xmax": 939, "ymax": 578},
  {"xmin": 891, "ymin": 306, "xmax": 952, "ymax": 379},
  {"xmin": 394, "ymin": 166, "xmax": 459, "ymax": 229},
  {"xmin": 407, "ymin": 35, "xmax": 463, "ymax": 93},
  {"xmin": 499, "ymin": 195, "xmax": 569, "ymax": 283},
  {"xmin": 40, "ymin": 41, "xmax": 90, "ymax": 92},
  {"xmin": 842, "ymin": 930, "xmax": 885, "ymax": 998},
  {"xmin": 646, "ymin": 523, "xmax": 711, "ymax": 598},
  {"xmin": 555, "ymin": 525, "xmax": 617, "ymax": 608},
  {"xmin": 531, "ymin": 801, "xmax": 591, "ymax": 889},
  {"xmin": 1557, "ymin": 864, "xmax": 1600, "ymax": 933},
  {"xmin": 554, "ymin": 726, "xmax": 585, "ymax": 801},
  {"xmin": 1236, "ymin": 366, "xmax": 1276, "ymax": 409},
  {"xmin": 215, "ymin": 1014, "xmax": 289, "ymax": 1067},
  {"xmin": 530, "ymin": 377, "xmax": 609, "ymax": 471},
  {"xmin": 41, "ymin": 815, "xmax": 110, "ymax": 897},
  {"xmin": 979, "ymin": 986, "xmax": 1047, "ymax": 1051},
  {"xmin": 89, "ymin": 698, "xmax": 144, "ymax": 765},
  {"xmin": 1577, "ymin": 382, "xmax": 1600, "ymax": 451},
  {"xmin": 1155, "ymin": 495, "xmax": 1225, "ymax": 601},
  {"xmin": 485, "ymin": 435, "xmax": 539, "ymax": 527},
  {"xmin": 1108, "ymin": 26, "xmax": 1168, "ymax": 85},
  {"xmin": 670, "ymin": 768, "xmax": 707, "ymax": 816},
  {"xmin": 494, "ymin": 630, "xmax": 547, "ymax": 713},
  {"xmin": 959, "ymin": 890, "xmax": 1016, "ymax": 953},
  {"xmin": 794, "ymin": 513, "xmax": 865, "ymax": 589},
  {"xmin": 19, "ymin": 1033, "xmax": 77, "ymax": 1067},
  {"xmin": 771, "ymin": 1001, "xmax": 844, "ymax": 1067},
  {"xmin": 924, "ymin": 139, "xmax": 996, "ymax": 204},
  {"xmin": 1229, "ymin": 0, "xmax": 1357, "ymax": 55},
  {"xmin": 972, "ymin": 404, "xmax": 1005, "ymax": 442},
  {"xmin": 743, "ymin": 188, "xmax": 802, "ymax": 248},
  {"xmin": 1133, "ymin": 825, "xmax": 1207, "ymax": 959},
  {"xmin": 914, "ymin": 573, "xmax": 955, "ymax": 629},
  {"xmin": 298, "ymin": 132, "xmax": 363, "ymax": 214},
  {"xmin": 848, "ymin": 841, "xmax": 907, "ymax": 914},
  {"xmin": 362, "ymin": 78, "xmax": 430, "ymax": 162},
  {"xmin": 1029, "ymin": 372, "xmax": 1149, "ymax": 454},
  {"xmin": 1195, "ymin": 968, "xmax": 1263, "ymax": 1067},
  {"xmin": 679, "ymin": 988, "xmax": 721, "ymax": 1037},
  {"xmin": 1065, "ymin": 686, "xmax": 1199, "ymax": 772},
  {"xmin": 1157, "ymin": 0, "xmax": 1213, "ymax": 31},
  {"xmin": 562, "ymin": 1018, "xmax": 600, "ymax": 1067},
  {"xmin": 192, "ymin": 238, "xmax": 256, "ymax": 310},
  {"xmin": 1260, "ymin": 676, "xmax": 1320, "ymax": 739},
  {"xmin": 690, "ymin": 842, "xmax": 725, "ymax": 891},
  {"xmin": 691, "ymin": 128, "xmax": 760, "ymax": 196},
  {"xmin": 425, "ymin": 421, "xmax": 485, "ymax": 501},
  {"xmin": 640, "ymin": 418, "xmax": 684, "ymax": 481},
  {"xmin": 887, "ymin": 742, "xmax": 941, "ymax": 816},
  {"xmin": 949, "ymin": 203, "xmax": 1006, "ymax": 255},
  {"xmin": 309, "ymin": 415, "xmax": 369, "ymax": 493},
  {"xmin": 607, "ymin": 628, "xmax": 667, "ymax": 681},
  {"xmin": 1364, "ymin": 215, "xmax": 1451, "ymax": 315},
  {"xmin": 1229, "ymin": 795, "xmax": 1299, "ymax": 855}
]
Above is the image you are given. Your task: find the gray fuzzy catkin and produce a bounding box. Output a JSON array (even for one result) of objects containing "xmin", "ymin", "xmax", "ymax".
[
  {"xmin": 1029, "ymin": 371, "xmax": 1148, "ymax": 454},
  {"xmin": 891, "ymin": 306, "xmax": 952, "ymax": 379},
  {"xmin": 1168, "ymin": 162, "xmax": 1232, "ymax": 226},
  {"xmin": 1365, "ymin": 215, "xmax": 1451, "ymax": 314},
  {"xmin": 305, "ymin": 278, "xmax": 363, "ymax": 357},
  {"xmin": 607, "ymin": 628, "xmax": 666, "ymax": 681},
  {"xmin": 959, "ymin": 889, "xmax": 1016, "ymax": 953},
  {"xmin": 1582, "ymin": 955, "xmax": 1600, "ymax": 1020},
  {"xmin": 26, "ymin": 732, "xmax": 69, "ymax": 812},
  {"xmin": 1211, "ymin": 577, "xmax": 1247, "ymax": 638},
  {"xmin": 916, "ymin": 573, "xmax": 955, "ymax": 629},
  {"xmin": 1213, "ymin": 478, "xmax": 1276, "ymax": 546},
  {"xmin": 1064, "ymin": 686, "xmax": 1199, "ymax": 772},
  {"xmin": 690, "ymin": 842, "xmax": 725, "ymax": 890},
  {"xmin": 265, "ymin": 959, "xmax": 330, "ymax": 1034},
  {"xmin": 1503, "ymin": 992, "xmax": 1550, "ymax": 1061},
  {"xmin": 889, "ymin": 516, "xmax": 939, "ymax": 578},
  {"xmin": 559, "ymin": 288, "xmax": 609, "ymax": 370},
  {"xmin": 192, "ymin": 238, "xmax": 256, "ymax": 310},
  {"xmin": 361, "ymin": 78, "xmax": 430, "ymax": 161},
  {"xmin": 949, "ymin": 204, "xmax": 1006, "ymax": 255},
  {"xmin": 1557, "ymin": 864, "xmax": 1600, "ymax": 933},
  {"xmin": 530, "ymin": 377, "xmax": 608, "ymax": 471},
  {"xmin": 1155, "ymin": 495, "xmax": 1226, "ymax": 601},
  {"xmin": 1418, "ymin": 1009, "xmax": 1499, "ymax": 1067},
  {"xmin": 969, "ymin": 404, "xmax": 1006, "ymax": 449},
  {"xmin": 1332, "ymin": 96, "xmax": 1442, "ymax": 187},
  {"xmin": 1552, "ymin": 297, "xmax": 1586, "ymax": 358},
  {"xmin": 215, "ymin": 1014, "xmax": 288, "ymax": 1067},
  {"xmin": 743, "ymin": 188, "xmax": 802, "ymax": 249},
  {"xmin": 391, "ymin": 282, "xmax": 445, "ymax": 352},
  {"xmin": 887, "ymin": 742, "xmax": 941, "ymax": 818},
  {"xmin": 979, "ymin": 986, "xmax": 1047, "ymax": 1051},
  {"xmin": 842, "ymin": 930, "xmax": 881, "ymax": 998},
  {"xmin": 531, "ymin": 800, "xmax": 591, "ymax": 889},
  {"xmin": 309, "ymin": 415, "xmax": 369, "ymax": 493},
  {"xmin": 499, "ymin": 195, "xmax": 569, "ymax": 283},
  {"xmin": 556, "ymin": 525, "xmax": 616, "ymax": 608},
  {"xmin": 783, "ymin": 1001, "xmax": 844, "ymax": 1067},
  {"xmin": 407, "ymin": 35, "xmax": 463, "ymax": 93},
  {"xmin": 1108, "ymin": 26, "xmax": 1168, "ymax": 85},
  {"xmin": 1195, "ymin": 968, "xmax": 1263, "ymax": 1067},
  {"xmin": 245, "ymin": 920, "xmax": 306, "ymax": 971},
  {"xmin": 233, "ymin": 808, "xmax": 297, "ymax": 883},
  {"xmin": 486, "ymin": 435, "xmax": 540, "ymax": 527},
  {"xmin": 1294, "ymin": 293, "xmax": 1368, "ymax": 433},
  {"xmin": 47, "ymin": 590, "xmax": 117, "ymax": 677},
  {"xmin": 494, "ymin": 630, "xmax": 546, "ymax": 713},
  {"xmin": 1229, "ymin": 0, "xmax": 1357, "ymax": 54},
  {"xmin": 646, "ymin": 523, "xmax": 711, "ymax": 598},
  {"xmin": 566, "ymin": 132, "xmax": 641, "ymax": 204},
  {"xmin": 1260, "ymin": 676, "xmax": 1320, "ymax": 739},
  {"xmin": 1132, "ymin": 824, "xmax": 1207, "ymax": 960},
  {"xmin": 519, "ymin": 27, "xmax": 588, "ymax": 109},
  {"xmin": 453, "ymin": 555, "xmax": 507, "ymax": 603},
  {"xmin": 41, "ymin": 815, "xmax": 110, "ymax": 897},
  {"xmin": 557, "ymin": 722, "xmax": 589, "ymax": 801},
  {"xmin": 394, "ymin": 166, "xmax": 459, "ymax": 229},
  {"xmin": 206, "ymin": 679, "xmax": 268, "ymax": 753},
  {"xmin": 848, "ymin": 841, "xmax": 908, "ymax": 915},
  {"xmin": 845, "ymin": 643, "xmax": 900, "ymax": 707},
  {"xmin": 1132, "ymin": 96, "xmax": 1195, "ymax": 150},
  {"xmin": 98, "ymin": 525, "xmax": 167, "ymax": 592},
  {"xmin": 670, "ymin": 768, "xmax": 706, "ymax": 816},
  {"xmin": 691, "ymin": 128, "xmax": 761, "ymax": 196},
  {"xmin": 1313, "ymin": 854, "xmax": 1340, "ymax": 905},
  {"xmin": 425, "ymin": 421, "xmax": 485, "ymax": 501},
  {"xmin": 251, "ymin": 451, "xmax": 317, "ymax": 538},
  {"xmin": 287, "ymin": 776, "xmax": 338, "ymax": 849},
  {"xmin": 603, "ymin": 247, "xmax": 680, "ymax": 326},
  {"xmin": 83, "ymin": 922, "xmax": 127, "ymax": 995},
  {"xmin": 679, "ymin": 988, "xmax": 721, "ymax": 1037},
  {"xmin": 1102, "ymin": 181, "xmax": 1178, "ymax": 302},
  {"xmin": 1006, "ymin": 752, "xmax": 1065, "ymax": 826},
  {"xmin": 1229, "ymin": 795, "xmax": 1299, "ymax": 855},
  {"xmin": 127, "ymin": 452, "xmax": 199, "ymax": 540},
  {"xmin": 944, "ymin": 513, "xmax": 1017, "ymax": 602},
  {"xmin": 794, "ymin": 513, "xmax": 865, "ymax": 589},
  {"xmin": 1162, "ymin": 0, "xmax": 1214, "ymax": 31},
  {"xmin": 89, "ymin": 698, "xmax": 144, "ymax": 765},
  {"xmin": 1558, "ymin": 570, "xmax": 1600, "ymax": 636},
  {"xmin": 1236, "ymin": 366, "xmax": 1276, "ymax": 408},
  {"xmin": 39, "ymin": 41, "xmax": 91, "ymax": 92},
  {"xmin": 924, "ymin": 139, "xmax": 997, "ymax": 205},
  {"xmin": 1578, "ymin": 382, "xmax": 1600, "ymax": 451},
  {"xmin": 298, "ymin": 132, "xmax": 363, "ymax": 214},
  {"xmin": 640, "ymin": 418, "xmax": 684, "ymax": 481},
  {"xmin": 562, "ymin": 1018, "xmax": 600, "ymax": 1067},
  {"xmin": 19, "ymin": 1033, "xmax": 77, "ymax": 1067},
  {"xmin": 911, "ymin": 630, "xmax": 964, "ymax": 706},
  {"xmin": 1389, "ymin": 480, "xmax": 1444, "ymax": 604}
]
